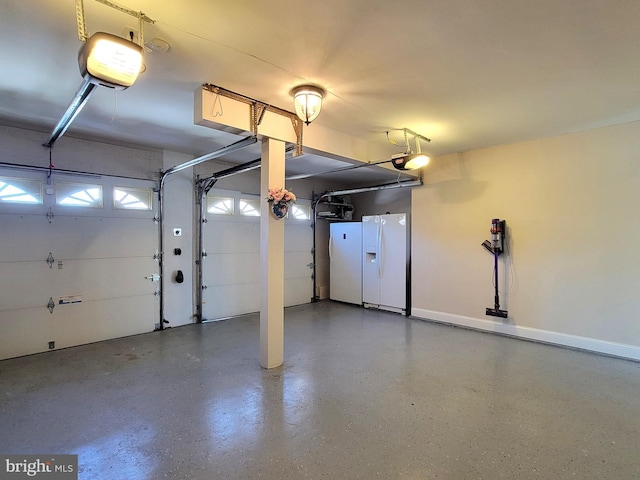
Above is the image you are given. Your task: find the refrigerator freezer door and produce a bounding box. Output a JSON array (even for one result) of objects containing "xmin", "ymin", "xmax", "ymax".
[{"xmin": 329, "ymin": 222, "xmax": 363, "ymax": 304}]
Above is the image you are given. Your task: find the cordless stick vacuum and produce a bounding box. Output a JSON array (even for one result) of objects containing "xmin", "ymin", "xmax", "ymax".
[{"xmin": 482, "ymin": 218, "xmax": 508, "ymax": 318}]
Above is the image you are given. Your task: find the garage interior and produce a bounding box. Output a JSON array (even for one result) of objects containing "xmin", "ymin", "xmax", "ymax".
[{"xmin": 1, "ymin": 1, "xmax": 640, "ymax": 479}]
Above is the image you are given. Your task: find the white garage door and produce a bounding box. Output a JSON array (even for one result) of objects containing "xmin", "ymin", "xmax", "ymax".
[
  {"xmin": 0, "ymin": 169, "xmax": 159, "ymax": 360},
  {"xmin": 201, "ymin": 188, "xmax": 313, "ymax": 320}
]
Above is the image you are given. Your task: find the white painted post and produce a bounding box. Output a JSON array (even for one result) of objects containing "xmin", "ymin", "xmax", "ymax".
[{"xmin": 260, "ymin": 137, "xmax": 285, "ymax": 368}]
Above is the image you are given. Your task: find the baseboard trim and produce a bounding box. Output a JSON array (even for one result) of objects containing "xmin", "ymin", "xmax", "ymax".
[{"xmin": 411, "ymin": 308, "xmax": 640, "ymax": 362}]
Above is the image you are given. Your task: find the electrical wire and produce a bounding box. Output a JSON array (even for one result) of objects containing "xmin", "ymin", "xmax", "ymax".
[
  {"xmin": 386, "ymin": 130, "xmax": 410, "ymax": 152},
  {"xmin": 503, "ymin": 240, "xmax": 516, "ymax": 295}
]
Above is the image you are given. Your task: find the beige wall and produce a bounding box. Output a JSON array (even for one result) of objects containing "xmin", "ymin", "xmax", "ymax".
[{"xmin": 411, "ymin": 121, "xmax": 640, "ymax": 359}]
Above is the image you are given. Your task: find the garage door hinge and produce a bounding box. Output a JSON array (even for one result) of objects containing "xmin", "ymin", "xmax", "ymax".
[
  {"xmin": 154, "ymin": 289, "xmax": 160, "ymax": 298},
  {"xmin": 47, "ymin": 208, "xmax": 54, "ymax": 223},
  {"xmin": 153, "ymin": 251, "xmax": 161, "ymax": 260},
  {"xmin": 46, "ymin": 252, "xmax": 55, "ymax": 269},
  {"xmin": 202, "ymin": 285, "xmax": 208, "ymax": 290},
  {"xmin": 47, "ymin": 297, "xmax": 55, "ymax": 313}
]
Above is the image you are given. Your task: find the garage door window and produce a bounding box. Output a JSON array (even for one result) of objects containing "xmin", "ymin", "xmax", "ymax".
[
  {"xmin": 207, "ymin": 195, "xmax": 234, "ymax": 215},
  {"xmin": 239, "ymin": 197, "xmax": 260, "ymax": 217},
  {"xmin": 114, "ymin": 186, "xmax": 153, "ymax": 210},
  {"xmin": 56, "ymin": 182, "xmax": 103, "ymax": 207},
  {"xmin": 0, "ymin": 176, "xmax": 43, "ymax": 204},
  {"xmin": 290, "ymin": 204, "xmax": 310, "ymax": 220}
]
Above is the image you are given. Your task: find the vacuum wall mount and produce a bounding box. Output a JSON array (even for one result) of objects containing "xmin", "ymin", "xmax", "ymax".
[{"xmin": 483, "ymin": 218, "xmax": 508, "ymax": 318}]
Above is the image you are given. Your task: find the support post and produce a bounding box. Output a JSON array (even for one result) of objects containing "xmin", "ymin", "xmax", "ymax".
[{"xmin": 260, "ymin": 137, "xmax": 285, "ymax": 368}]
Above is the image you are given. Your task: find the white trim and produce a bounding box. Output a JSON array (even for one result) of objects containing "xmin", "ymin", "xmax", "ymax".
[{"xmin": 411, "ymin": 308, "xmax": 640, "ymax": 362}]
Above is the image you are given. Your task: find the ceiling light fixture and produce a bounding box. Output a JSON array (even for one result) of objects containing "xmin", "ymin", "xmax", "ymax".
[{"xmin": 291, "ymin": 85, "xmax": 326, "ymax": 125}]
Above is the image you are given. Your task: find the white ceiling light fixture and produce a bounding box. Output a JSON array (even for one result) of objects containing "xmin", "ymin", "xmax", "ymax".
[{"xmin": 291, "ymin": 85, "xmax": 326, "ymax": 125}]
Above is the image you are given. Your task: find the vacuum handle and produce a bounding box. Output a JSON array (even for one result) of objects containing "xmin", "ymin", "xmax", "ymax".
[{"xmin": 493, "ymin": 251, "xmax": 500, "ymax": 309}]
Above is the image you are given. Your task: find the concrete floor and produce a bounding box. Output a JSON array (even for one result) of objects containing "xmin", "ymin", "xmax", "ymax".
[{"xmin": 1, "ymin": 301, "xmax": 640, "ymax": 479}]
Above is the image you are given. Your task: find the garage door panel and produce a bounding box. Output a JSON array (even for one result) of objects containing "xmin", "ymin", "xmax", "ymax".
[
  {"xmin": 285, "ymin": 225, "xmax": 313, "ymax": 251},
  {"xmin": 53, "ymin": 295, "xmax": 157, "ymax": 349},
  {"xmin": 285, "ymin": 279, "xmax": 312, "ymax": 307},
  {"xmin": 0, "ymin": 214, "xmax": 53, "ymax": 262},
  {"xmin": 49, "ymin": 216, "xmax": 156, "ymax": 259},
  {"xmin": 204, "ymin": 253, "xmax": 260, "ymax": 286},
  {"xmin": 204, "ymin": 223, "xmax": 259, "ymax": 254},
  {"xmin": 0, "ymin": 308, "xmax": 55, "ymax": 359},
  {"xmin": 0, "ymin": 258, "xmax": 157, "ymax": 313},
  {"xmin": 51, "ymin": 257, "xmax": 158, "ymax": 299},
  {"xmin": 203, "ymin": 284, "xmax": 260, "ymax": 319},
  {"xmin": 285, "ymin": 252, "xmax": 313, "ymax": 279},
  {"xmin": 0, "ymin": 261, "xmax": 59, "ymax": 310}
]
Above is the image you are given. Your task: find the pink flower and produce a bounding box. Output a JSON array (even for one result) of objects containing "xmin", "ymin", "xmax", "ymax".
[{"xmin": 267, "ymin": 187, "xmax": 296, "ymax": 203}]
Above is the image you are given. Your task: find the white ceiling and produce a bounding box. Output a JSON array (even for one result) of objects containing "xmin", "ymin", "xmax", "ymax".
[{"xmin": 1, "ymin": 0, "xmax": 640, "ymax": 183}]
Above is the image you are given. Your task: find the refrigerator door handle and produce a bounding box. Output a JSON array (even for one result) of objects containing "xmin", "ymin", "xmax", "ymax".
[{"xmin": 329, "ymin": 235, "xmax": 333, "ymax": 263}]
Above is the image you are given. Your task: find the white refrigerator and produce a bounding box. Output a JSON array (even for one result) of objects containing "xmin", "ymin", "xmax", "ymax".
[
  {"xmin": 329, "ymin": 222, "xmax": 362, "ymax": 305},
  {"xmin": 362, "ymin": 213, "xmax": 407, "ymax": 315}
]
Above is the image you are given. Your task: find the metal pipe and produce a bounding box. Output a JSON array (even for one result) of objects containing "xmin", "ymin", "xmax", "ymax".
[
  {"xmin": 311, "ymin": 179, "xmax": 422, "ymax": 301},
  {"xmin": 286, "ymin": 159, "xmax": 397, "ymax": 181},
  {"xmin": 157, "ymin": 174, "xmax": 166, "ymax": 330},
  {"xmin": 318, "ymin": 179, "xmax": 422, "ymax": 198},
  {"xmin": 200, "ymin": 158, "xmax": 262, "ymax": 183},
  {"xmin": 403, "ymin": 127, "xmax": 431, "ymax": 144},
  {"xmin": 162, "ymin": 135, "xmax": 257, "ymax": 176},
  {"xmin": 195, "ymin": 141, "xmax": 299, "ymax": 184},
  {"xmin": 43, "ymin": 78, "xmax": 97, "ymax": 148},
  {"xmin": 0, "ymin": 161, "xmax": 157, "ymax": 181},
  {"xmin": 195, "ymin": 177, "xmax": 212, "ymax": 322}
]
